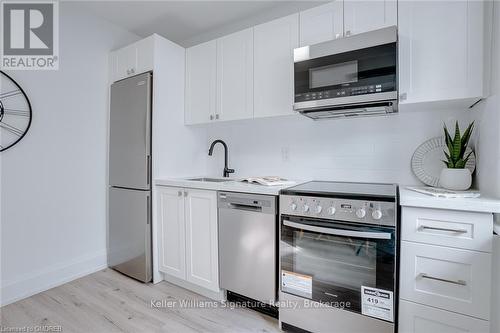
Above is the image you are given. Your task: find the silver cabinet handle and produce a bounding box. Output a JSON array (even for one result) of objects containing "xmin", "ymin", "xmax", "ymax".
[
  {"xmin": 178, "ymin": 191, "xmax": 182, "ymax": 197},
  {"xmin": 419, "ymin": 273, "xmax": 467, "ymax": 286},
  {"xmin": 419, "ymin": 225, "xmax": 468, "ymax": 233},
  {"xmin": 283, "ymin": 220, "xmax": 392, "ymax": 240},
  {"xmin": 399, "ymin": 93, "xmax": 407, "ymax": 101}
]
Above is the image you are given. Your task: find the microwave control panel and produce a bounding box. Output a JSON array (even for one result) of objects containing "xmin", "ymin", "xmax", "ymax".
[
  {"xmin": 294, "ymin": 82, "xmax": 395, "ymax": 103},
  {"xmin": 280, "ymin": 195, "xmax": 396, "ymax": 227}
]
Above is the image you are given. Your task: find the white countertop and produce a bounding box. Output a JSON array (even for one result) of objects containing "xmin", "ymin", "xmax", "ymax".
[
  {"xmin": 400, "ymin": 187, "xmax": 500, "ymax": 214},
  {"xmin": 155, "ymin": 177, "xmax": 306, "ymax": 196}
]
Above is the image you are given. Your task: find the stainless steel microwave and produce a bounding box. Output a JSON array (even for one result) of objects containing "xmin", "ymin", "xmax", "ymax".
[{"xmin": 293, "ymin": 26, "xmax": 398, "ymax": 120}]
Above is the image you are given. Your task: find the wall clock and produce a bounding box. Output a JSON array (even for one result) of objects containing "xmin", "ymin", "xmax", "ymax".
[{"xmin": 0, "ymin": 71, "xmax": 32, "ymax": 152}]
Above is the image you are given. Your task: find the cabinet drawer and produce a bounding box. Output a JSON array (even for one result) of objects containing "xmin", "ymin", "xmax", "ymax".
[
  {"xmin": 399, "ymin": 300, "xmax": 490, "ymax": 333},
  {"xmin": 402, "ymin": 207, "xmax": 493, "ymax": 252},
  {"xmin": 400, "ymin": 241, "xmax": 491, "ymax": 320}
]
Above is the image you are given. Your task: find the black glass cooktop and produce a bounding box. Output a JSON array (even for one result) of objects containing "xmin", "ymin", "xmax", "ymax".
[{"xmin": 281, "ymin": 181, "xmax": 398, "ymax": 200}]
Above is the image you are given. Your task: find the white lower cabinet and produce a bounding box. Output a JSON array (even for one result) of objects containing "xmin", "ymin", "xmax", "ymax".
[
  {"xmin": 157, "ymin": 186, "xmax": 219, "ymax": 292},
  {"xmin": 158, "ymin": 187, "xmax": 186, "ymax": 279},
  {"xmin": 399, "ymin": 206, "xmax": 495, "ymax": 333},
  {"xmin": 399, "ymin": 300, "xmax": 490, "ymax": 333},
  {"xmin": 400, "ymin": 241, "xmax": 491, "ymax": 320},
  {"xmin": 184, "ymin": 189, "xmax": 219, "ymax": 291}
]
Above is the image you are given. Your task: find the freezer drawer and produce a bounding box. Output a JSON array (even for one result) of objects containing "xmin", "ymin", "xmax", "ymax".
[
  {"xmin": 108, "ymin": 187, "xmax": 151, "ymax": 282},
  {"xmin": 109, "ymin": 72, "xmax": 151, "ymax": 190}
]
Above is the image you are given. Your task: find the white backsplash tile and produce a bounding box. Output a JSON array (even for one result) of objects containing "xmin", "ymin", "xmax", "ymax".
[{"xmin": 205, "ymin": 108, "xmax": 470, "ymax": 185}]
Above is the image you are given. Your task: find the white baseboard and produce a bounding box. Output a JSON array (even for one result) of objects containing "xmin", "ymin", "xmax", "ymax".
[{"xmin": 0, "ymin": 250, "xmax": 107, "ymax": 307}]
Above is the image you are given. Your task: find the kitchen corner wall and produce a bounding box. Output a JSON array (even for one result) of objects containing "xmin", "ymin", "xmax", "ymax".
[
  {"xmin": 0, "ymin": 3, "xmax": 140, "ymax": 305},
  {"xmin": 205, "ymin": 108, "xmax": 470, "ymax": 185},
  {"xmin": 473, "ymin": 0, "xmax": 500, "ymax": 199}
]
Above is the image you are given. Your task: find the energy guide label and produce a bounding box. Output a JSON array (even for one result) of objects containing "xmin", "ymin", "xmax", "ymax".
[
  {"xmin": 361, "ymin": 286, "xmax": 394, "ymax": 322},
  {"xmin": 281, "ymin": 270, "xmax": 312, "ymax": 297}
]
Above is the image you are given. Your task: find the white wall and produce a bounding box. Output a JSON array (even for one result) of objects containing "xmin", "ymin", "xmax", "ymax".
[
  {"xmin": 205, "ymin": 109, "xmax": 470, "ymax": 185},
  {"xmin": 0, "ymin": 3, "xmax": 139, "ymax": 306}
]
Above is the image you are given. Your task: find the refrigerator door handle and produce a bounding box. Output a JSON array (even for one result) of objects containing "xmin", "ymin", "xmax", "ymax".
[
  {"xmin": 146, "ymin": 195, "xmax": 150, "ymax": 225},
  {"xmin": 145, "ymin": 74, "xmax": 151, "ymax": 154},
  {"xmin": 147, "ymin": 155, "xmax": 150, "ymax": 185}
]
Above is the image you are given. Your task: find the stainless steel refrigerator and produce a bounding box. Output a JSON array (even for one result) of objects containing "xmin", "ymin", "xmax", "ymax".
[{"xmin": 108, "ymin": 72, "xmax": 152, "ymax": 282}]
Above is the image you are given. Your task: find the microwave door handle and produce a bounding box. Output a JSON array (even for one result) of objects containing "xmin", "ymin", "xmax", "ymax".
[{"xmin": 283, "ymin": 220, "xmax": 392, "ymax": 240}]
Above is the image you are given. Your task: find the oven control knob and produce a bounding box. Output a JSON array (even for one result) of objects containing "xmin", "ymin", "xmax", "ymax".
[
  {"xmin": 356, "ymin": 208, "xmax": 366, "ymax": 219},
  {"xmin": 315, "ymin": 205, "xmax": 323, "ymax": 214},
  {"xmin": 303, "ymin": 205, "xmax": 310, "ymax": 213},
  {"xmin": 372, "ymin": 209, "xmax": 383, "ymax": 220},
  {"xmin": 290, "ymin": 203, "xmax": 297, "ymax": 211},
  {"xmin": 328, "ymin": 207, "xmax": 336, "ymax": 215}
]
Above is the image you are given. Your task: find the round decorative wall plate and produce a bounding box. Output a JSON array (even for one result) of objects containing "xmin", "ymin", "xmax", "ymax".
[
  {"xmin": 0, "ymin": 71, "xmax": 32, "ymax": 152},
  {"xmin": 411, "ymin": 136, "xmax": 476, "ymax": 187}
]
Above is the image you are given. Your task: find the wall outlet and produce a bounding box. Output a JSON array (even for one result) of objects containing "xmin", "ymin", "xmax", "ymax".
[{"xmin": 281, "ymin": 147, "xmax": 290, "ymax": 162}]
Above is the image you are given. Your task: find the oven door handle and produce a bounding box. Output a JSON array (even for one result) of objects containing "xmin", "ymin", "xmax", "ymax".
[{"xmin": 283, "ymin": 220, "xmax": 392, "ymax": 240}]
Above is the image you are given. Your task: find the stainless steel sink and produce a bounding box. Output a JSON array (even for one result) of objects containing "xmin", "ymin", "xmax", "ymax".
[{"xmin": 187, "ymin": 177, "xmax": 232, "ymax": 183}]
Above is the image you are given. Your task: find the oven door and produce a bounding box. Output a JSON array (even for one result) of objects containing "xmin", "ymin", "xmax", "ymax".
[{"xmin": 280, "ymin": 215, "xmax": 395, "ymax": 320}]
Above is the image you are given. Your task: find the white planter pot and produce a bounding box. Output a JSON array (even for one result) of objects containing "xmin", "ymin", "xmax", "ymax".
[{"xmin": 439, "ymin": 168, "xmax": 472, "ymax": 190}]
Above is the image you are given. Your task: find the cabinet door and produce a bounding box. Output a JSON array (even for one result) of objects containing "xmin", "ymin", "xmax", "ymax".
[
  {"xmin": 254, "ymin": 14, "xmax": 298, "ymax": 118},
  {"xmin": 135, "ymin": 36, "xmax": 154, "ymax": 75},
  {"xmin": 399, "ymin": 300, "xmax": 490, "ymax": 333},
  {"xmin": 216, "ymin": 28, "xmax": 254, "ymax": 121},
  {"xmin": 185, "ymin": 40, "xmax": 217, "ymax": 125},
  {"xmin": 299, "ymin": 1, "xmax": 343, "ymax": 47},
  {"xmin": 398, "ymin": 0, "xmax": 484, "ymax": 105},
  {"xmin": 184, "ymin": 189, "xmax": 219, "ymax": 292},
  {"xmin": 344, "ymin": 0, "xmax": 397, "ymax": 36},
  {"xmin": 157, "ymin": 186, "xmax": 186, "ymax": 279},
  {"xmin": 114, "ymin": 44, "xmax": 137, "ymax": 82}
]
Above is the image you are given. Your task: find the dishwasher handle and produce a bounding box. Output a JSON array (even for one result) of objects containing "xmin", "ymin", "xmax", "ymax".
[{"xmin": 226, "ymin": 203, "xmax": 263, "ymax": 212}]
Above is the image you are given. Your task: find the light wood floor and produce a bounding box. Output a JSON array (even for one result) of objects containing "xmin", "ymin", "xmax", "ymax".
[{"xmin": 0, "ymin": 269, "xmax": 281, "ymax": 333}]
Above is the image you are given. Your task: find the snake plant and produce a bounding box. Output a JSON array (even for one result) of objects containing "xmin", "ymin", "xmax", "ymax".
[{"xmin": 443, "ymin": 121, "xmax": 474, "ymax": 169}]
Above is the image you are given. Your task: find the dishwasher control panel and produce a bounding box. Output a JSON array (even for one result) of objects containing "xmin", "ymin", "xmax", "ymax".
[{"xmin": 218, "ymin": 192, "xmax": 276, "ymax": 214}]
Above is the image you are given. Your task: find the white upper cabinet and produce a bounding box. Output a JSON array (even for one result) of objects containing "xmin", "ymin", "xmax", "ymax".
[
  {"xmin": 299, "ymin": 1, "xmax": 344, "ymax": 47},
  {"xmin": 112, "ymin": 36, "xmax": 154, "ymax": 82},
  {"xmin": 216, "ymin": 28, "xmax": 254, "ymax": 122},
  {"xmin": 343, "ymin": 0, "xmax": 397, "ymax": 36},
  {"xmin": 398, "ymin": 0, "xmax": 486, "ymax": 107},
  {"xmin": 185, "ymin": 40, "xmax": 217, "ymax": 125},
  {"xmin": 254, "ymin": 14, "xmax": 299, "ymax": 118}
]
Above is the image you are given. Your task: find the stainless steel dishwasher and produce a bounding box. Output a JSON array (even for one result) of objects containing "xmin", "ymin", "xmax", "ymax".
[{"xmin": 218, "ymin": 191, "xmax": 277, "ymax": 307}]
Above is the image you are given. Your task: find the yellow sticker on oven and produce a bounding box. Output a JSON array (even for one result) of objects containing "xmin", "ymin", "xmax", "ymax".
[
  {"xmin": 361, "ymin": 286, "xmax": 394, "ymax": 322},
  {"xmin": 281, "ymin": 270, "xmax": 312, "ymax": 297}
]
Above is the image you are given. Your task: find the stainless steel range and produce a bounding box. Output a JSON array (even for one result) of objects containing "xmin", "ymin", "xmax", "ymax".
[{"xmin": 278, "ymin": 181, "xmax": 398, "ymax": 333}]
